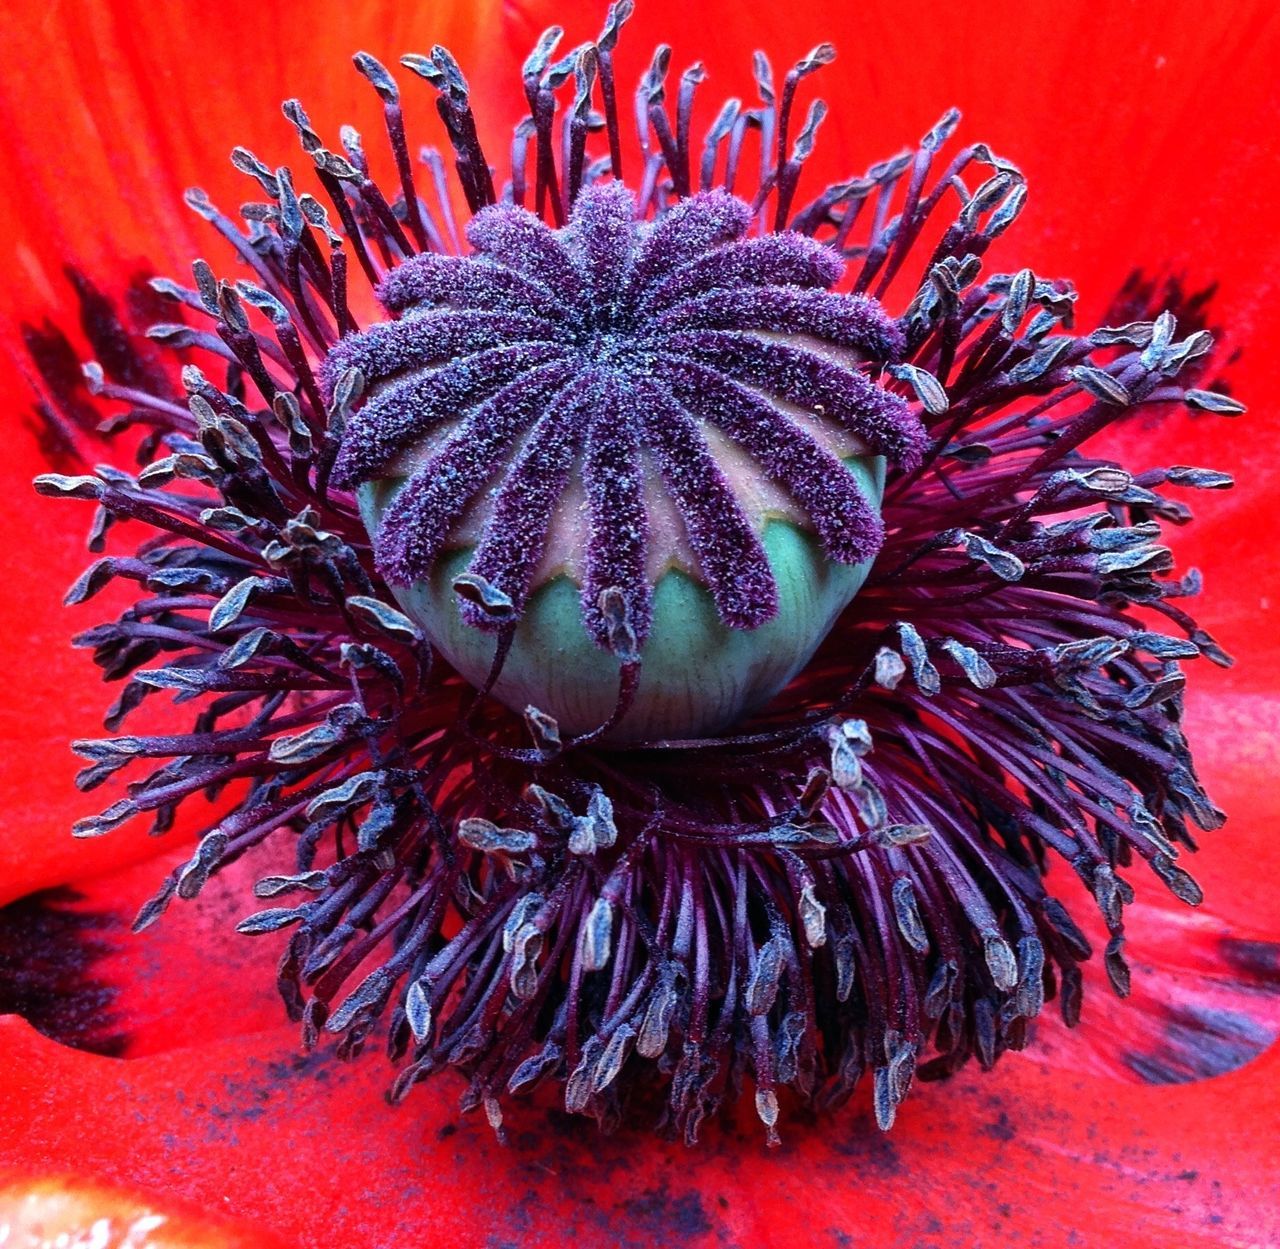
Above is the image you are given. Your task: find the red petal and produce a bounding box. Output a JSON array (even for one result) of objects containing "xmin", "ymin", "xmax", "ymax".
[
  {"xmin": 1027, "ymin": 691, "xmax": 1280, "ymax": 1079},
  {"xmin": 0, "ymin": 840, "xmax": 293, "ymax": 1059},
  {"xmin": 0, "ymin": 6, "xmax": 1277, "ymax": 1240},
  {"xmin": 0, "ymin": 0, "xmax": 511, "ymax": 302},
  {"xmin": 0, "ymin": 1010, "xmax": 1276, "ymax": 1247}
]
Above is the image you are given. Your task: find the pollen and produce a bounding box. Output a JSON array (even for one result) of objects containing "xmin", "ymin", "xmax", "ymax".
[{"xmin": 326, "ymin": 183, "xmax": 924, "ymax": 738}]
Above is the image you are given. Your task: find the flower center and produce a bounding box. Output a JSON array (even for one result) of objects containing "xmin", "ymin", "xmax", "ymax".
[
  {"xmin": 326, "ymin": 181, "xmax": 925, "ymax": 740},
  {"xmin": 581, "ymin": 329, "xmax": 634, "ymax": 364}
]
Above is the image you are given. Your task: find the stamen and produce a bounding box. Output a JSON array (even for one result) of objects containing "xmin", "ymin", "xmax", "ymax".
[{"xmin": 29, "ymin": 12, "xmax": 1246, "ymax": 1148}]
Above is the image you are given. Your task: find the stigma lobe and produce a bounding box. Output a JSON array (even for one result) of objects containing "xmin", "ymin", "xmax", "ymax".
[{"xmin": 328, "ymin": 182, "xmax": 925, "ymax": 740}]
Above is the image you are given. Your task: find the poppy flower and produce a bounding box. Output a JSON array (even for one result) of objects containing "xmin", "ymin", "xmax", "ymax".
[{"xmin": 2, "ymin": 0, "xmax": 1279, "ymax": 1245}]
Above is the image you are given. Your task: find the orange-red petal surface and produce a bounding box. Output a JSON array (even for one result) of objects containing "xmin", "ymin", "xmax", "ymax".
[
  {"xmin": 2, "ymin": 1010, "xmax": 1278, "ymax": 1248},
  {"xmin": 0, "ymin": 0, "xmax": 1277, "ymax": 1245}
]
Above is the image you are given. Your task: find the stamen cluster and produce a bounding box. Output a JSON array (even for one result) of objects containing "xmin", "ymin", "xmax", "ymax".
[{"xmin": 30, "ymin": 2, "xmax": 1243, "ymax": 1144}]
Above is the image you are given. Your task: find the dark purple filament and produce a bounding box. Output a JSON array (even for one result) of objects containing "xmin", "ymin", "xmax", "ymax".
[{"xmin": 26, "ymin": 4, "xmax": 1246, "ymax": 1146}]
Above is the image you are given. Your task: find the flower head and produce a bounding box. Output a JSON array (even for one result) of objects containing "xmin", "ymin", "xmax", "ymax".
[
  {"xmin": 25, "ymin": 1, "xmax": 1250, "ymax": 1150},
  {"xmin": 330, "ymin": 179, "xmax": 922, "ymax": 738}
]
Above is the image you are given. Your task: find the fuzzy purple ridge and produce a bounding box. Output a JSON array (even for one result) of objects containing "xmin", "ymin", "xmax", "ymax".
[{"xmin": 327, "ymin": 181, "xmax": 922, "ymax": 647}]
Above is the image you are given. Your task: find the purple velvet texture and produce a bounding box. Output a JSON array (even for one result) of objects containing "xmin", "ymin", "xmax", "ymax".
[{"xmin": 327, "ymin": 184, "xmax": 924, "ymax": 647}]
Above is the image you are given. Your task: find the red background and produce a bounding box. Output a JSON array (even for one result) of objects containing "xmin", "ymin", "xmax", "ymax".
[{"xmin": 0, "ymin": 2, "xmax": 1277, "ymax": 1246}]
